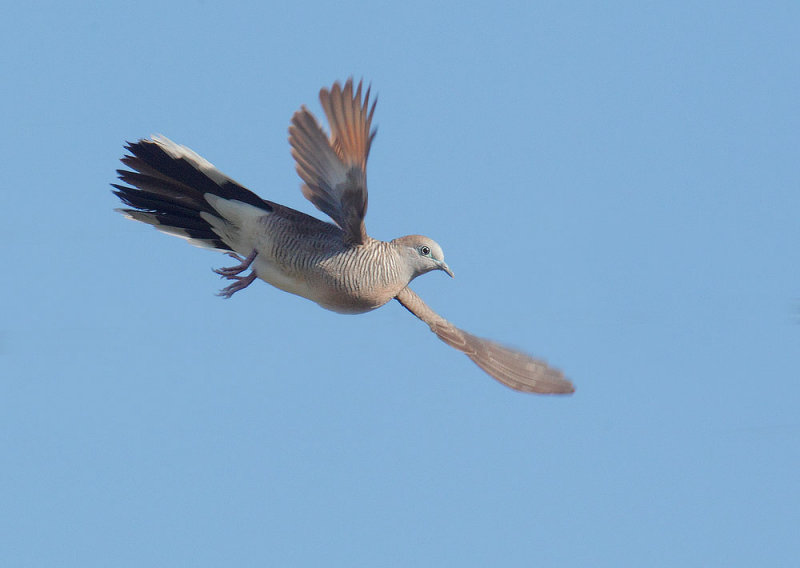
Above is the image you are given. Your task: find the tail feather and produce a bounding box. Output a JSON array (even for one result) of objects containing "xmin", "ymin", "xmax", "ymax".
[
  {"xmin": 112, "ymin": 136, "xmax": 273, "ymax": 252},
  {"xmin": 112, "ymin": 184, "xmax": 200, "ymax": 219},
  {"xmin": 117, "ymin": 209, "xmax": 225, "ymax": 249}
]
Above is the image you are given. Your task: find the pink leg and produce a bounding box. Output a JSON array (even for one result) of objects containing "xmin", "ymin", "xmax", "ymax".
[
  {"xmin": 217, "ymin": 272, "xmax": 257, "ymax": 299},
  {"xmin": 213, "ymin": 250, "xmax": 258, "ymax": 298},
  {"xmin": 213, "ymin": 250, "xmax": 257, "ymax": 278}
]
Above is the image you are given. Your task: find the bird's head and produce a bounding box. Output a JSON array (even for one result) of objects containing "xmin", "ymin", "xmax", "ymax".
[{"xmin": 392, "ymin": 235, "xmax": 454, "ymax": 280}]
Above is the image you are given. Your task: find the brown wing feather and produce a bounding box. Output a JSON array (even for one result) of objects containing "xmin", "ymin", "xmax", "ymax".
[
  {"xmin": 289, "ymin": 79, "xmax": 376, "ymax": 245},
  {"xmin": 395, "ymin": 287, "xmax": 575, "ymax": 395}
]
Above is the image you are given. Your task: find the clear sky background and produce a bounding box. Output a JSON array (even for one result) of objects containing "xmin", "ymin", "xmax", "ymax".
[{"xmin": 2, "ymin": 2, "xmax": 798, "ymax": 566}]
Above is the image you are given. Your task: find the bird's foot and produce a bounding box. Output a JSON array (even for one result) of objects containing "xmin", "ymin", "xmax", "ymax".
[
  {"xmin": 217, "ymin": 272, "xmax": 257, "ymax": 299},
  {"xmin": 213, "ymin": 250, "xmax": 257, "ymax": 278}
]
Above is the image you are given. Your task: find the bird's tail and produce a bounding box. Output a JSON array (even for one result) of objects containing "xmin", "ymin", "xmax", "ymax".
[{"xmin": 112, "ymin": 135, "xmax": 273, "ymax": 251}]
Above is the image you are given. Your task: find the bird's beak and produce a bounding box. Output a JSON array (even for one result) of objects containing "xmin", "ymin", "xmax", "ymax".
[{"xmin": 438, "ymin": 261, "xmax": 454, "ymax": 278}]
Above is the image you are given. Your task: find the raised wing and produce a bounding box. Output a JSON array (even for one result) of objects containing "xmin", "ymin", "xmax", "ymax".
[
  {"xmin": 395, "ymin": 287, "xmax": 575, "ymax": 394},
  {"xmin": 289, "ymin": 79, "xmax": 376, "ymax": 245}
]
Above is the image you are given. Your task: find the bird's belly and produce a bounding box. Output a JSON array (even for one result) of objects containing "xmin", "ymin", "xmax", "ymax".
[
  {"xmin": 252, "ymin": 256, "xmax": 322, "ymax": 303},
  {"xmin": 252, "ymin": 256, "xmax": 392, "ymax": 314}
]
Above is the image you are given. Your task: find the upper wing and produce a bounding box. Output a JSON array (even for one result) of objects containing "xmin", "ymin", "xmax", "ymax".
[
  {"xmin": 395, "ymin": 287, "xmax": 575, "ymax": 394},
  {"xmin": 289, "ymin": 79, "xmax": 376, "ymax": 245}
]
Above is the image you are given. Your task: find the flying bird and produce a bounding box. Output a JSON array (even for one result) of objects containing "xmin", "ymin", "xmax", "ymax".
[{"xmin": 112, "ymin": 80, "xmax": 574, "ymax": 394}]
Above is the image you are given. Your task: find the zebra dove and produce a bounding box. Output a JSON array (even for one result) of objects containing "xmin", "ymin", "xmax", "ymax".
[{"xmin": 112, "ymin": 79, "xmax": 574, "ymax": 395}]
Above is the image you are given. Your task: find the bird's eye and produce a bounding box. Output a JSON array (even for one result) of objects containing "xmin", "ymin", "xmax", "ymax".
[{"xmin": 420, "ymin": 245, "xmax": 431, "ymax": 256}]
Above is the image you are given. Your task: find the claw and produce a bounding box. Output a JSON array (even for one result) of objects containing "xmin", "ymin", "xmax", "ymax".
[
  {"xmin": 217, "ymin": 272, "xmax": 257, "ymax": 299},
  {"xmin": 212, "ymin": 250, "xmax": 258, "ymax": 298},
  {"xmin": 213, "ymin": 250, "xmax": 257, "ymax": 278}
]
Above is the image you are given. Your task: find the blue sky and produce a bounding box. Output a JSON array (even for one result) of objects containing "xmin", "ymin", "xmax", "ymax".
[{"xmin": 2, "ymin": 1, "xmax": 798, "ymax": 566}]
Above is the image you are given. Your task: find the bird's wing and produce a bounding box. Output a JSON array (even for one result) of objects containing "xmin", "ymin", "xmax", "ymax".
[
  {"xmin": 395, "ymin": 287, "xmax": 575, "ymax": 394},
  {"xmin": 289, "ymin": 79, "xmax": 376, "ymax": 245}
]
